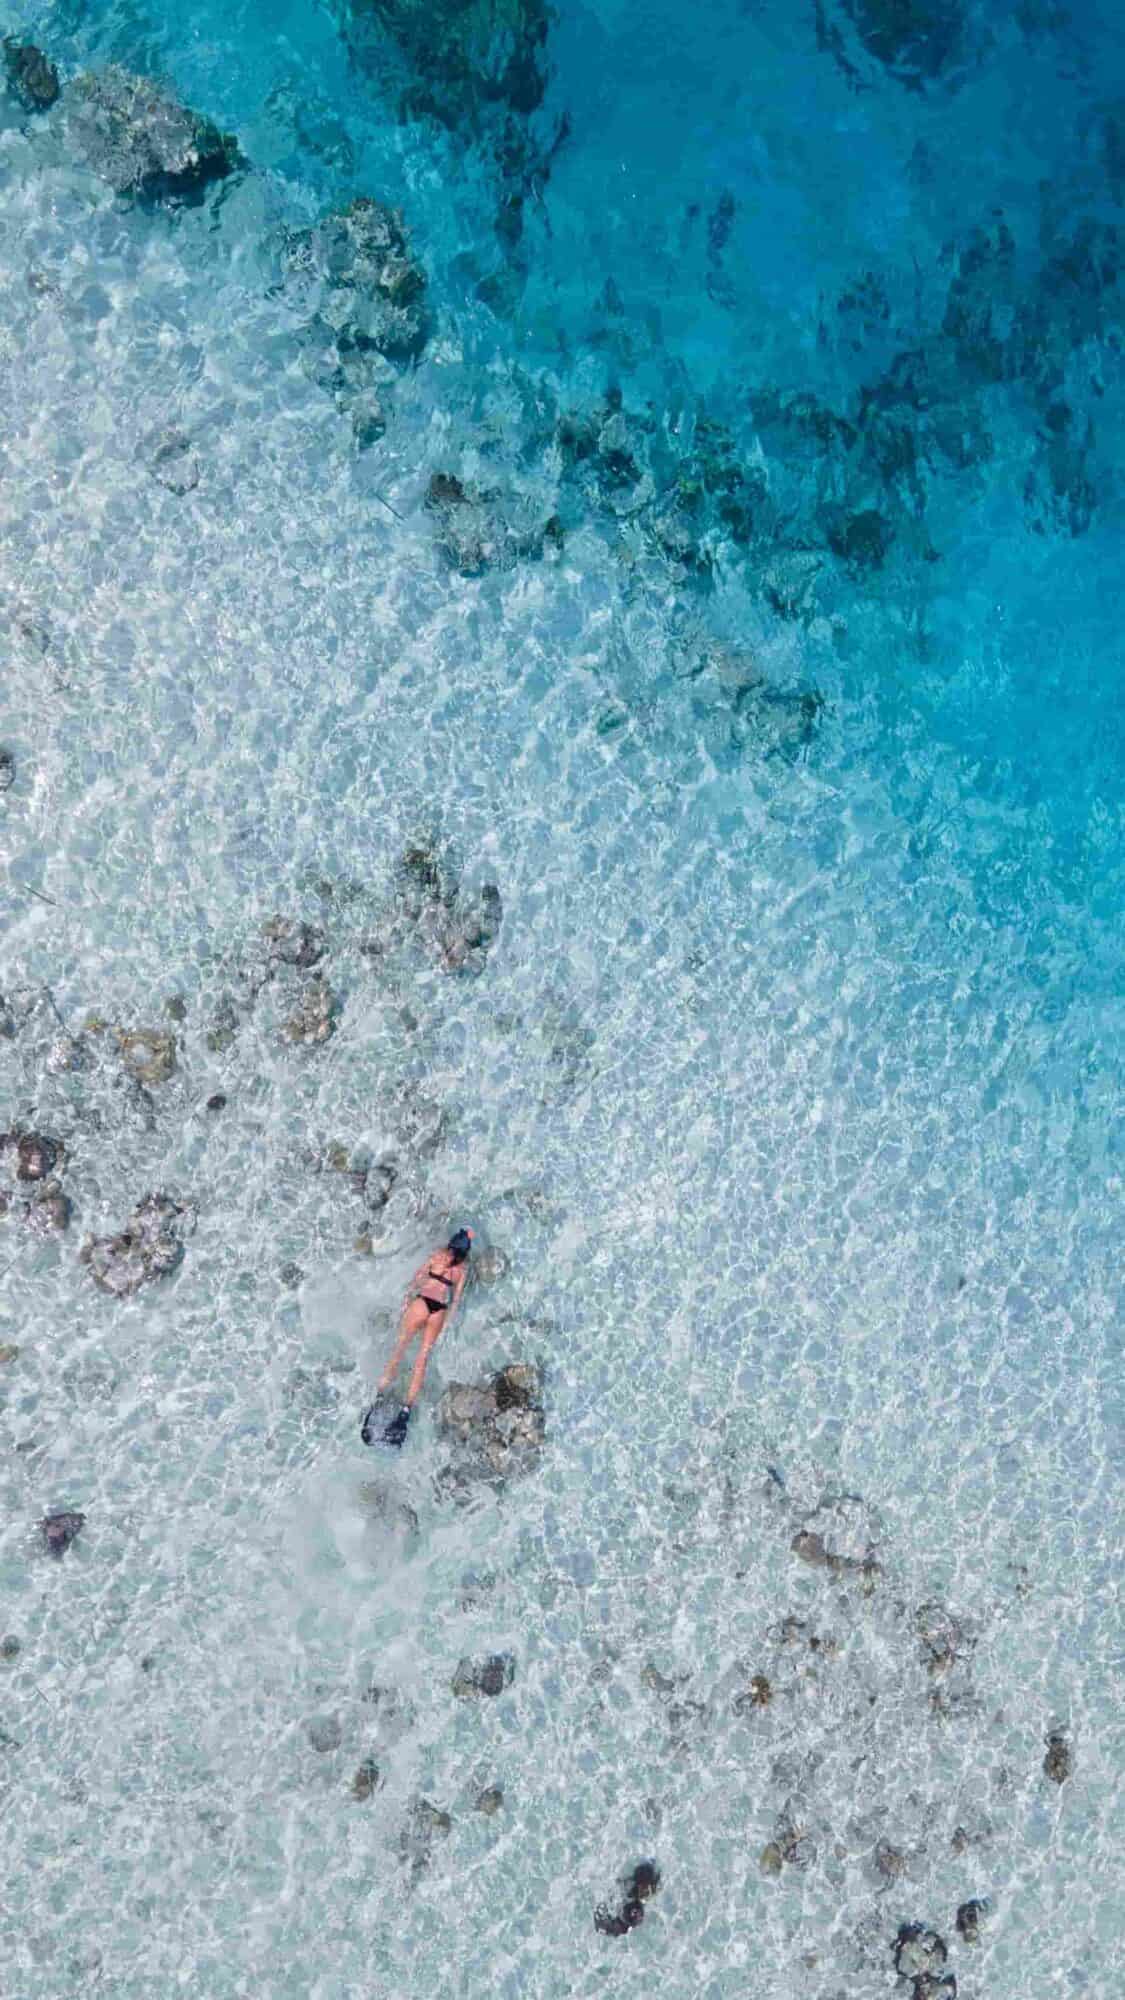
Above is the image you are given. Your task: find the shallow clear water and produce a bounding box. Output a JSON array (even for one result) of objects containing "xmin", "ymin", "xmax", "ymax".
[{"xmin": 1, "ymin": 1, "xmax": 1123, "ymax": 1994}]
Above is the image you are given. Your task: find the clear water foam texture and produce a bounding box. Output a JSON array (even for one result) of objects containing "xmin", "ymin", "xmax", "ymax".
[{"xmin": 0, "ymin": 1, "xmax": 1123, "ymax": 1995}]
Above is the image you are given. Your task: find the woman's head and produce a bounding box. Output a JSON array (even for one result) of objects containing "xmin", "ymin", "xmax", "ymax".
[
  {"xmin": 628, "ymin": 1861, "xmax": 661, "ymax": 1902},
  {"xmin": 447, "ymin": 1227, "xmax": 473, "ymax": 1262}
]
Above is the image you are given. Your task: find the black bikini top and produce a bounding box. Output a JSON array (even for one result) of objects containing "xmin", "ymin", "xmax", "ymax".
[{"xmin": 423, "ymin": 1263, "xmax": 455, "ymax": 1298}]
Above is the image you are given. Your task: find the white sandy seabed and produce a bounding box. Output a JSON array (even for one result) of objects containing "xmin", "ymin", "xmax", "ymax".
[{"xmin": 1, "ymin": 11, "xmax": 1123, "ymax": 1997}]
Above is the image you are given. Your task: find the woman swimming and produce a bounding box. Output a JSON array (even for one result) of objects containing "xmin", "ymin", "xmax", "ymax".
[{"xmin": 361, "ymin": 1227, "xmax": 473, "ymax": 1448}]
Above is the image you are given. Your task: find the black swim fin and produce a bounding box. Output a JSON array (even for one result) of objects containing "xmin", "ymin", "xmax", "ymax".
[
  {"xmin": 361, "ymin": 1402, "xmax": 411, "ymax": 1448},
  {"xmin": 381, "ymin": 1405, "xmax": 412, "ymax": 1449}
]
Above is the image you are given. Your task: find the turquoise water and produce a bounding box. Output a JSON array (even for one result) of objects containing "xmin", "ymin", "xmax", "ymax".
[{"xmin": 1, "ymin": 2, "xmax": 1122, "ymax": 1994}]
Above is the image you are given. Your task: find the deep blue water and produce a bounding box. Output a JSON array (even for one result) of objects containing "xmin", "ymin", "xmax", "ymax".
[{"xmin": 1, "ymin": 1, "xmax": 1123, "ymax": 1994}]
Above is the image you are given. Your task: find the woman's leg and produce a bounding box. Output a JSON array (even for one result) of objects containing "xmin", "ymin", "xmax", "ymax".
[
  {"xmin": 378, "ymin": 1299, "xmax": 427, "ymax": 1392},
  {"xmin": 404, "ymin": 1315, "xmax": 445, "ymax": 1406}
]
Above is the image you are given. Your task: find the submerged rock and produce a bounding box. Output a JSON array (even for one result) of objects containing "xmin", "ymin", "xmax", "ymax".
[
  {"xmin": 424, "ymin": 473, "xmax": 503, "ymax": 575},
  {"xmin": 928, "ymin": 1679, "xmax": 982, "ymax": 1726},
  {"xmin": 955, "ymin": 1898, "xmax": 988, "ymax": 1943},
  {"xmin": 279, "ymin": 980, "xmax": 338, "ymax": 1046},
  {"xmin": 451, "ymin": 1652, "xmax": 515, "ymax": 1699},
  {"xmin": 398, "ymin": 1797, "xmax": 452, "ymax": 1877},
  {"xmin": 346, "ymin": 0, "xmax": 552, "ymax": 126},
  {"xmin": 22, "ymin": 1182, "xmax": 72, "ymax": 1235},
  {"xmin": 817, "ymin": 0, "xmax": 968, "ymax": 91},
  {"xmin": 360, "ymin": 1682, "xmax": 416, "ymax": 1740},
  {"xmin": 825, "ymin": 504, "xmax": 894, "ymax": 572},
  {"xmin": 2, "ymin": 1131, "xmax": 65, "ymax": 1183},
  {"xmin": 595, "ymin": 1860, "xmax": 659, "ymax": 1937},
  {"xmin": 772, "ymin": 1614, "xmax": 838, "ymax": 1657},
  {"xmin": 733, "ymin": 1673, "xmax": 773, "ymax": 1714},
  {"xmin": 286, "ymin": 198, "xmax": 428, "ymax": 361},
  {"xmin": 915, "ymin": 1601, "xmax": 969, "ymax": 1673},
  {"xmin": 875, "ymin": 1839, "xmax": 907, "ymax": 1884},
  {"xmin": 81, "ymin": 1192, "xmax": 189, "ymax": 1295},
  {"xmin": 361, "ymin": 1160, "xmax": 398, "ymax": 1214},
  {"xmin": 346, "ymin": 385, "xmax": 387, "ymax": 449},
  {"xmin": 117, "ymin": 1027, "xmax": 177, "ymax": 1085},
  {"xmin": 438, "ymin": 882, "xmax": 504, "ymax": 975},
  {"xmin": 46, "ymin": 1034, "xmax": 86, "ymax": 1074},
  {"xmin": 791, "ymin": 1529, "xmax": 829, "ymax": 1567},
  {"xmin": 798, "ymin": 1491, "xmax": 882, "ymax": 1570},
  {"xmin": 436, "ymin": 1362, "xmax": 545, "ymax": 1493},
  {"xmin": 750, "ymin": 384, "xmax": 856, "ymax": 464},
  {"xmin": 424, "ymin": 468, "xmax": 557, "ymax": 576},
  {"xmin": 306, "ymin": 1713, "xmax": 343, "ymax": 1754},
  {"xmin": 734, "ymin": 680, "xmax": 824, "ymax": 760},
  {"xmin": 148, "ymin": 429, "xmax": 201, "ymax": 496},
  {"xmin": 940, "ymin": 216, "xmax": 1017, "ymax": 385},
  {"xmin": 354, "ymin": 1151, "xmax": 398, "ymax": 1229},
  {"xmin": 263, "ymin": 915, "xmax": 327, "ymax": 970},
  {"xmin": 64, "ymin": 67, "xmax": 241, "ymax": 203},
  {"xmin": 664, "ymin": 1693, "xmax": 708, "ymax": 1748},
  {"xmin": 439, "ymin": 1383, "xmax": 496, "ymax": 1434},
  {"xmin": 858, "ymin": 1555, "xmax": 884, "ymax": 1595},
  {"xmin": 3, "ymin": 39, "xmax": 59, "ymax": 112},
  {"xmin": 394, "ymin": 838, "xmax": 460, "ymax": 924},
  {"xmin": 41, "ymin": 1510, "xmax": 85, "ymax": 1557},
  {"xmin": 1024, "ymin": 402, "xmax": 1097, "ymax": 540},
  {"xmin": 1, "ymin": 1133, "xmax": 72, "ymax": 1235},
  {"xmin": 427, "ymin": 472, "xmax": 468, "ymax": 508},
  {"xmin": 0, "ymin": 747, "xmax": 14, "ymax": 790},
  {"xmin": 774, "ymin": 1811, "xmax": 818, "ymax": 1872},
  {"xmin": 757, "ymin": 548, "xmax": 824, "ymax": 621},
  {"xmin": 893, "ymin": 1925, "xmax": 948, "ymax": 1979},
  {"xmin": 492, "ymin": 1361, "xmax": 538, "ymax": 1409},
  {"xmin": 474, "ymin": 1784, "xmax": 504, "ymax": 1814},
  {"xmin": 351, "ymin": 1756, "xmax": 382, "ymax": 1800},
  {"xmin": 205, "ymin": 996, "xmax": 240, "ymax": 1053},
  {"xmin": 470, "ymin": 1244, "xmax": 509, "ymax": 1285},
  {"xmin": 1044, "ymin": 1729, "xmax": 1073, "ymax": 1784}
]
